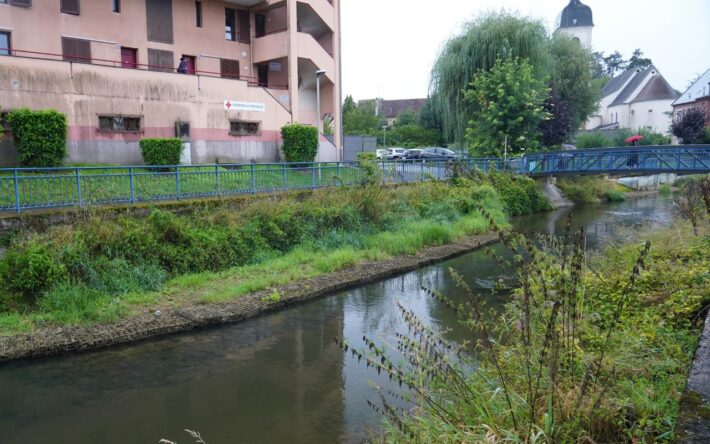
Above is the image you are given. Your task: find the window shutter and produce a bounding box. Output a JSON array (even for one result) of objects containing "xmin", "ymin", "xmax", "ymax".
[
  {"xmin": 237, "ymin": 10, "xmax": 250, "ymax": 43},
  {"xmin": 146, "ymin": 0, "xmax": 174, "ymax": 44},
  {"xmin": 60, "ymin": 0, "xmax": 80, "ymax": 15},
  {"xmin": 75, "ymin": 39, "xmax": 90, "ymax": 63},
  {"xmin": 9, "ymin": 0, "xmax": 32, "ymax": 7},
  {"xmin": 148, "ymin": 48, "xmax": 174, "ymax": 72},
  {"xmin": 220, "ymin": 59, "xmax": 239, "ymax": 79},
  {"xmin": 62, "ymin": 37, "xmax": 90, "ymax": 63}
]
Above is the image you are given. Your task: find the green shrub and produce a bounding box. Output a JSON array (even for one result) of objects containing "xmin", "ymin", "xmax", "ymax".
[
  {"xmin": 7, "ymin": 109, "xmax": 67, "ymax": 167},
  {"xmin": 604, "ymin": 190, "xmax": 626, "ymax": 202},
  {"xmin": 704, "ymin": 127, "xmax": 710, "ymax": 144},
  {"xmin": 1, "ymin": 242, "xmax": 67, "ymax": 298},
  {"xmin": 139, "ymin": 138, "xmax": 183, "ymax": 166},
  {"xmin": 356, "ymin": 152, "xmax": 377, "ymax": 161},
  {"xmin": 574, "ymin": 131, "xmax": 611, "ymax": 149},
  {"xmin": 281, "ymin": 124, "xmax": 318, "ymax": 162},
  {"xmin": 488, "ymin": 172, "xmax": 551, "ymax": 216}
]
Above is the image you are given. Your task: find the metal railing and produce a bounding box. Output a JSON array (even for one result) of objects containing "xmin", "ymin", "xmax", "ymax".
[{"xmin": 0, "ymin": 146, "xmax": 708, "ymax": 213}]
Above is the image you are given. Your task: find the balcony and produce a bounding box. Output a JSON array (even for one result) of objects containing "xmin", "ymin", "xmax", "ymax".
[
  {"xmin": 261, "ymin": 0, "xmax": 335, "ymax": 32},
  {"xmin": 252, "ymin": 31, "xmax": 334, "ymax": 82}
]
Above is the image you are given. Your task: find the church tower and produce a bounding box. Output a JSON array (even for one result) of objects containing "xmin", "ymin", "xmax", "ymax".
[{"xmin": 555, "ymin": 0, "xmax": 594, "ymax": 49}]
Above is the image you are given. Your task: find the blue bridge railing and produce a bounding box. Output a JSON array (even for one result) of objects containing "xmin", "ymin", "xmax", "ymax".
[{"xmin": 0, "ymin": 145, "xmax": 708, "ymax": 213}]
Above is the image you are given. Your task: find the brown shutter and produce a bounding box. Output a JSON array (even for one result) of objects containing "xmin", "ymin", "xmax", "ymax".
[
  {"xmin": 62, "ymin": 37, "xmax": 91, "ymax": 63},
  {"xmin": 220, "ymin": 59, "xmax": 240, "ymax": 79},
  {"xmin": 60, "ymin": 0, "xmax": 80, "ymax": 15},
  {"xmin": 9, "ymin": 0, "xmax": 32, "ymax": 7},
  {"xmin": 146, "ymin": 0, "xmax": 174, "ymax": 44},
  {"xmin": 148, "ymin": 48, "xmax": 174, "ymax": 73},
  {"xmin": 237, "ymin": 10, "xmax": 250, "ymax": 43}
]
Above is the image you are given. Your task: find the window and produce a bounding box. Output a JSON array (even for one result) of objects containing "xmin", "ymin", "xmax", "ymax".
[
  {"xmin": 112, "ymin": 0, "xmax": 120, "ymax": 13},
  {"xmin": 60, "ymin": 0, "xmax": 79, "ymax": 14},
  {"xmin": 230, "ymin": 120, "xmax": 260, "ymax": 136},
  {"xmin": 98, "ymin": 115, "xmax": 142, "ymax": 133},
  {"xmin": 9, "ymin": 0, "xmax": 32, "ymax": 7},
  {"xmin": 255, "ymin": 14, "xmax": 266, "ymax": 37},
  {"xmin": 62, "ymin": 37, "xmax": 91, "ymax": 63},
  {"xmin": 147, "ymin": 48, "xmax": 174, "ymax": 73},
  {"xmin": 236, "ymin": 10, "xmax": 250, "ymax": 43},
  {"xmin": 0, "ymin": 31, "xmax": 10, "ymax": 56},
  {"xmin": 146, "ymin": 0, "xmax": 174, "ymax": 44},
  {"xmin": 225, "ymin": 8, "xmax": 235, "ymax": 41},
  {"xmin": 220, "ymin": 58, "xmax": 239, "ymax": 79},
  {"xmin": 195, "ymin": 1, "xmax": 202, "ymax": 27}
]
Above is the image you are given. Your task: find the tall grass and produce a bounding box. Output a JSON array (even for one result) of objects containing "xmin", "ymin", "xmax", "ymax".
[{"xmin": 340, "ymin": 213, "xmax": 708, "ymax": 443}]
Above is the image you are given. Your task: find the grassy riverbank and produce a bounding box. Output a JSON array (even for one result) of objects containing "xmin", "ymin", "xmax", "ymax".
[
  {"xmin": 557, "ymin": 176, "xmax": 632, "ymax": 204},
  {"xmin": 0, "ymin": 173, "xmax": 548, "ymax": 335},
  {"xmin": 358, "ymin": 220, "xmax": 708, "ymax": 443}
]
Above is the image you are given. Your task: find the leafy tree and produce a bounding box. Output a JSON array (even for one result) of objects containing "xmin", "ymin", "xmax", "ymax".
[
  {"xmin": 539, "ymin": 94, "xmax": 573, "ymax": 147},
  {"xmin": 342, "ymin": 95, "xmax": 356, "ymax": 116},
  {"xmin": 394, "ymin": 110, "xmax": 417, "ymax": 127},
  {"xmin": 388, "ymin": 125, "xmax": 444, "ymax": 148},
  {"xmin": 671, "ymin": 108, "xmax": 706, "ymax": 144},
  {"xmin": 550, "ymin": 35, "xmax": 598, "ymax": 130},
  {"xmin": 418, "ymin": 97, "xmax": 443, "ymax": 131},
  {"xmin": 431, "ymin": 12, "xmax": 551, "ymax": 146},
  {"xmin": 627, "ymin": 49, "xmax": 653, "ymax": 70},
  {"xmin": 343, "ymin": 101, "xmax": 384, "ymax": 136},
  {"xmin": 603, "ymin": 51, "xmax": 627, "ymax": 77},
  {"xmin": 591, "ymin": 51, "xmax": 607, "ymax": 79},
  {"xmin": 464, "ymin": 58, "xmax": 549, "ymax": 156}
]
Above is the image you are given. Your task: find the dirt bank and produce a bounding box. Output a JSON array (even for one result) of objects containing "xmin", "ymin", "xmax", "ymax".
[{"xmin": 0, "ymin": 232, "xmax": 499, "ymax": 363}]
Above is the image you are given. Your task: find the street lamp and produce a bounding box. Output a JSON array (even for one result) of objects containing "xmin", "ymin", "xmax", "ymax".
[{"xmin": 382, "ymin": 125, "xmax": 388, "ymax": 149}]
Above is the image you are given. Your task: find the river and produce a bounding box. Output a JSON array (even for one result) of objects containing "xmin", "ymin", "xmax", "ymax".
[{"xmin": 0, "ymin": 195, "xmax": 674, "ymax": 444}]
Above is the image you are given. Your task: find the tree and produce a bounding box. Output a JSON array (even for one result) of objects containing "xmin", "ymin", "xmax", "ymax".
[
  {"xmin": 550, "ymin": 35, "xmax": 598, "ymax": 130},
  {"xmin": 539, "ymin": 94, "xmax": 573, "ymax": 147},
  {"xmin": 671, "ymin": 108, "xmax": 706, "ymax": 144},
  {"xmin": 603, "ymin": 51, "xmax": 627, "ymax": 77},
  {"xmin": 430, "ymin": 12, "xmax": 551, "ymax": 147},
  {"xmin": 389, "ymin": 125, "xmax": 444, "ymax": 148},
  {"xmin": 591, "ymin": 51, "xmax": 607, "ymax": 79},
  {"xmin": 342, "ymin": 95, "xmax": 356, "ymax": 116},
  {"xmin": 418, "ymin": 97, "xmax": 443, "ymax": 131},
  {"xmin": 464, "ymin": 58, "xmax": 549, "ymax": 156},
  {"xmin": 394, "ymin": 110, "xmax": 417, "ymax": 127},
  {"xmin": 343, "ymin": 101, "xmax": 384, "ymax": 136},
  {"xmin": 627, "ymin": 49, "xmax": 653, "ymax": 70}
]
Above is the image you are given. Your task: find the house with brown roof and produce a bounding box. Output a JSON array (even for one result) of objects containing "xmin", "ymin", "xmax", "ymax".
[
  {"xmin": 672, "ymin": 68, "xmax": 710, "ymax": 126},
  {"xmin": 359, "ymin": 98, "xmax": 428, "ymax": 125},
  {"xmin": 586, "ymin": 66, "xmax": 679, "ymax": 134}
]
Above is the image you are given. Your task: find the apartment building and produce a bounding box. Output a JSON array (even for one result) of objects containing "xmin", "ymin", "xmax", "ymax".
[{"xmin": 0, "ymin": 0, "xmax": 341, "ymax": 165}]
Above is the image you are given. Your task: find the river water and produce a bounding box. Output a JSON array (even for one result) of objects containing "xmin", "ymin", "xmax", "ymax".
[{"xmin": 0, "ymin": 195, "xmax": 674, "ymax": 444}]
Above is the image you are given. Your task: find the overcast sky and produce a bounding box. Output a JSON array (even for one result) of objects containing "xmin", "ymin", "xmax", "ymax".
[{"xmin": 341, "ymin": 0, "xmax": 710, "ymax": 101}]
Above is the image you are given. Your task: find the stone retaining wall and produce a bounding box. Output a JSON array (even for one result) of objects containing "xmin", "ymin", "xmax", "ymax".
[{"xmin": 676, "ymin": 309, "xmax": 710, "ymax": 443}]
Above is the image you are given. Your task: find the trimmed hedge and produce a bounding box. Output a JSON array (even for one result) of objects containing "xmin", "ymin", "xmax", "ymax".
[
  {"xmin": 7, "ymin": 109, "xmax": 67, "ymax": 167},
  {"xmin": 140, "ymin": 138, "xmax": 183, "ymax": 166},
  {"xmin": 281, "ymin": 124, "xmax": 318, "ymax": 162}
]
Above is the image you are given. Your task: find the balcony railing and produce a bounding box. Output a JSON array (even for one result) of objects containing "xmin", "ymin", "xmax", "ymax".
[{"xmin": 0, "ymin": 47, "xmax": 289, "ymax": 90}]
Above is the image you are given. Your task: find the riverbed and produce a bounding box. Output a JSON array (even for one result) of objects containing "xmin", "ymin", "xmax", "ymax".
[{"xmin": 0, "ymin": 195, "xmax": 674, "ymax": 444}]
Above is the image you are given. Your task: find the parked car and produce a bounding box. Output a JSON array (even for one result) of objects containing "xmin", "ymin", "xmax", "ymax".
[
  {"xmin": 404, "ymin": 149, "xmax": 424, "ymax": 160},
  {"xmin": 420, "ymin": 147, "xmax": 459, "ymax": 161},
  {"xmin": 386, "ymin": 148, "xmax": 407, "ymax": 160},
  {"xmin": 376, "ymin": 149, "xmax": 387, "ymax": 160}
]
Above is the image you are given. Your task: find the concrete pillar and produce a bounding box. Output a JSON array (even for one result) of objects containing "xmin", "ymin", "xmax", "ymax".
[
  {"xmin": 546, "ymin": 176, "xmax": 557, "ymax": 185},
  {"xmin": 287, "ymin": 0, "xmax": 299, "ymax": 124},
  {"xmin": 332, "ymin": 0, "xmax": 342, "ymax": 157}
]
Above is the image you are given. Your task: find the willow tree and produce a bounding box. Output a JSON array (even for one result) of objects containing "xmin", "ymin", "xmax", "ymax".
[{"xmin": 430, "ymin": 12, "xmax": 552, "ymax": 147}]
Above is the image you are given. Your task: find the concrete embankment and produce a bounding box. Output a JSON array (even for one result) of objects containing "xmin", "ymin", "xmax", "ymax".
[
  {"xmin": 676, "ymin": 309, "xmax": 710, "ymax": 443},
  {"xmin": 0, "ymin": 233, "xmax": 499, "ymax": 363}
]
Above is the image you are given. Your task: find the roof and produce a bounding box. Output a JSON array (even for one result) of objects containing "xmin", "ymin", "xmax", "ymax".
[
  {"xmin": 359, "ymin": 98, "xmax": 428, "ymax": 119},
  {"xmin": 632, "ymin": 75, "xmax": 679, "ymax": 103},
  {"xmin": 672, "ymin": 68, "xmax": 710, "ymax": 106},
  {"xmin": 557, "ymin": 0, "xmax": 594, "ymax": 28},
  {"xmin": 600, "ymin": 69, "xmax": 637, "ymax": 98},
  {"xmin": 610, "ymin": 67, "xmax": 655, "ymax": 106}
]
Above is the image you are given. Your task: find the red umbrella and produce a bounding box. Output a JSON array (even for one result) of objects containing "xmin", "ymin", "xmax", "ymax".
[{"xmin": 625, "ymin": 135, "xmax": 644, "ymax": 144}]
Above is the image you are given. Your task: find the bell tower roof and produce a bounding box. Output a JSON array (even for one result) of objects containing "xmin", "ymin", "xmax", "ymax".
[{"xmin": 557, "ymin": 0, "xmax": 594, "ymax": 29}]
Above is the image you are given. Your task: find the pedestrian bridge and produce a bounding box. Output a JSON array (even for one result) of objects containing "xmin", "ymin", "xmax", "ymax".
[{"xmin": 472, "ymin": 145, "xmax": 710, "ymax": 176}]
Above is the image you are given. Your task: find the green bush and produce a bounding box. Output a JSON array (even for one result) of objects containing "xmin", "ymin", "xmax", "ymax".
[
  {"xmin": 356, "ymin": 152, "xmax": 376, "ymax": 161},
  {"xmin": 575, "ymin": 128, "xmax": 671, "ymax": 149},
  {"xmin": 7, "ymin": 109, "xmax": 67, "ymax": 167},
  {"xmin": 139, "ymin": 138, "xmax": 183, "ymax": 166},
  {"xmin": 1, "ymin": 242, "xmax": 67, "ymax": 298},
  {"xmin": 604, "ymin": 190, "xmax": 626, "ymax": 202},
  {"xmin": 281, "ymin": 124, "xmax": 318, "ymax": 162},
  {"xmin": 488, "ymin": 172, "xmax": 551, "ymax": 216}
]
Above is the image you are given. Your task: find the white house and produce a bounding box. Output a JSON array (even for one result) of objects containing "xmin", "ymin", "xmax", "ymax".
[{"xmin": 586, "ymin": 66, "xmax": 679, "ymax": 134}]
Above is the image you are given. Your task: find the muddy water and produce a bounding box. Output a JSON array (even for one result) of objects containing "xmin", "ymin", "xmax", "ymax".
[{"xmin": 0, "ymin": 195, "xmax": 674, "ymax": 444}]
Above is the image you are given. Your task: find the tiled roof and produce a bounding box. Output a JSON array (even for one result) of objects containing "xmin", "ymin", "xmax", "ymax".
[
  {"xmin": 610, "ymin": 67, "xmax": 655, "ymax": 106},
  {"xmin": 558, "ymin": 0, "xmax": 594, "ymax": 28},
  {"xmin": 632, "ymin": 75, "xmax": 679, "ymax": 103},
  {"xmin": 601, "ymin": 69, "xmax": 637, "ymax": 98}
]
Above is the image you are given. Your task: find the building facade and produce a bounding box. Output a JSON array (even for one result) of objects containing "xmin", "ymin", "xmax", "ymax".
[
  {"xmin": 585, "ymin": 66, "xmax": 679, "ymax": 134},
  {"xmin": 0, "ymin": 0, "xmax": 341, "ymax": 166},
  {"xmin": 672, "ymin": 68, "xmax": 710, "ymax": 127},
  {"xmin": 554, "ymin": 0, "xmax": 594, "ymax": 50}
]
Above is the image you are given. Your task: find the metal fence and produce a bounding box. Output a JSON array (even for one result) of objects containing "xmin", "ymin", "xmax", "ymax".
[{"xmin": 1, "ymin": 146, "xmax": 708, "ymax": 213}]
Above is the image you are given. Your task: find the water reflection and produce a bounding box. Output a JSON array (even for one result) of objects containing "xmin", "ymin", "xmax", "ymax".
[{"xmin": 0, "ymin": 196, "xmax": 674, "ymax": 444}]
